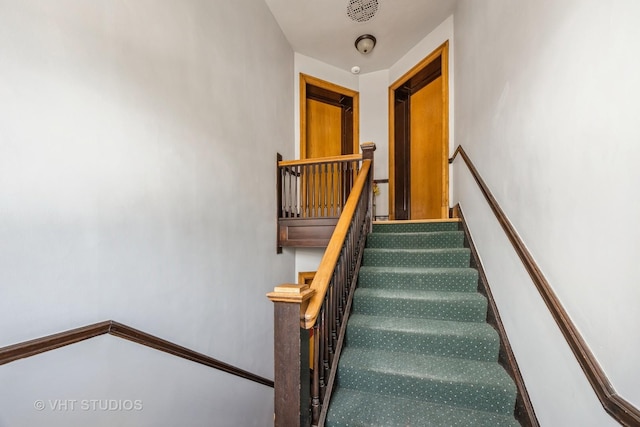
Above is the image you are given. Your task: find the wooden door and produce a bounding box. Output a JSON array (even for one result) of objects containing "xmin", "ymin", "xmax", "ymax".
[
  {"xmin": 389, "ymin": 42, "xmax": 449, "ymax": 220},
  {"xmin": 409, "ymin": 76, "xmax": 444, "ymax": 219},
  {"xmin": 305, "ymin": 99, "xmax": 343, "ymax": 158}
]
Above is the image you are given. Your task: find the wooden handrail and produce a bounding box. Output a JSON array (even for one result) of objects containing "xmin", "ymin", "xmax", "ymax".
[
  {"xmin": 0, "ymin": 320, "xmax": 274, "ymax": 388},
  {"xmin": 278, "ymin": 153, "xmax": 362, "ymax": 168},
  {"xmin": 301, "ymin": 159, "xmax": 371, "ymax": 329},
  {"xmin": 450, "ymin": 145, "xmax": 640, "ymax": 426}
]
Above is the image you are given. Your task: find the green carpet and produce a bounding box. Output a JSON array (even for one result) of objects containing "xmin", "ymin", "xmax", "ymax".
[{"xmin": 326, "ymin": 221, "xmax": 519, "ymax": 427}]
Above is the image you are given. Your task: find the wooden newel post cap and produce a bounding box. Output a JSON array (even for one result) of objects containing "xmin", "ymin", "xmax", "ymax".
[
  {"xmin": 360, "ymin": 142, "xmax": 376, "ymax": 159},
  {"xmin": 267, "ymin": 284, "xmax": 315, "ymax": 304}
]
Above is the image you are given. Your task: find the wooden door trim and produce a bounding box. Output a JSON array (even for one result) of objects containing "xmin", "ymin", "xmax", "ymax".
[
  {"xmin": 300, "ymin": 73, "xmax": 360, "ymax": 159},
  {"xmin": 388, "ymin": 41, "xmax": 449, "ymax": 220}
]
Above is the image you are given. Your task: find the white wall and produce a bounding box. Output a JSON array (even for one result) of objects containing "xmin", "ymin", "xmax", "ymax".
[
  {"xmin": 453, "ymin": 0, "xmax": 640, "ymax": 424},
  {"xmin": 0, "ymin": 0, "xmax": 294, "ymax": 425},
  {"xmin": 359, "ymin": 69, "xmax": 390, "ymax": 218}
]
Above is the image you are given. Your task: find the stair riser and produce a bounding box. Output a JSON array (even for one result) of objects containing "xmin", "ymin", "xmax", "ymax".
[
  {"xmin": 346, "ymin": 328, "xmax": 500, "ymax": 362},
  {"xmin": 326, "ymin": 388, "xmax": 520, "ymax": 427},
  {"xmin": 366, "ymin": 231, "xmax": 465, "ymax": 249},
  {"xmin": 353, "ymin": 294, "xmax": 488, "ymax": 322},
  {"xmin": 372, "ymin": 222, "xmax": 460, "ymax": 233},
  {"xmin": 363, "ymin": 249, "xmax": 471, "ymax": 268},
  {"xmin": 357, "ymin": 269, "xmax": 478, "ymax": 292},
  {"xmin": 337, "ymin": 366, "xmax": 516, "ymax": 415}
]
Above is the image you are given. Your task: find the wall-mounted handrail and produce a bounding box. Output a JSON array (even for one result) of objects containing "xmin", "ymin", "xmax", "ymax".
[
  {"xmin": 450, "ymin": 145, "xmax": 640, "ymax": 426},
  {"xmin": 0, "ymin": 320, "xmax": 273, "ymax": 388}
]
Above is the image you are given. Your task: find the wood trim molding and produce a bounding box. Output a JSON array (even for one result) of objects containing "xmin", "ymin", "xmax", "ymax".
[
  {"xmin": 450, "ymin": 145, "xmax": 640, "ymax": 426},
  {"xmin": 456, "ymin": 205, "xmax": 539, "ymax": 426},
  {"xmin": 0, "ymin": 320, "xmax": 274, "ymax": 388}
]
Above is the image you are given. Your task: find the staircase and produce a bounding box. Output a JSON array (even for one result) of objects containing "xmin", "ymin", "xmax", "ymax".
[{"xmin": 325, "ymin": 220, "xmax": 519, "ymax": 426}]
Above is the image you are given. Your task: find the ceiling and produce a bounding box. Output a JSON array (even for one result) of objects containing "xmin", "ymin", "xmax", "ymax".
[{"xmin": 264, "ymin": 0, "xmax": 457, "ymax": 74}]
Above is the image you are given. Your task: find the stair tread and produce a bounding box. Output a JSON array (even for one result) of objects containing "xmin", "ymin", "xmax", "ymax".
[
  {"xmin": 359, "ymin": 266, "xmax": 476, "ymax": 274},
  {"xmin": 372, "ymin": 222, "xmax": 460, "ymax": 233},
  {"xmin": 327, "ymin": 387, "xmax": 519, "ymax": 427},
  {"xmin": 353, "ymin": 288, "xmax": 488, "ymax": 322},
  {"xmin": 357, "ymin": 266, "xmax": 479, "ymax": 292},
  {"xmin": 339, "ymin": 346, "xmax": 514, "ymax": 387},
  {"xmin": 363, "ymin": 247, "xmax": 471, "ymax": 268},
  {"xmin": 348, "ymin": 313, "xmax": 497, "ymax": 338},
  {"xmin": 371, "ymin": 230, "xmax": 463, "ymax": 235},
  {"xmin": 346, "ymin": 314, "xmax": 500, "ymax": 360},
  {"xmin": 364, "ymin": 247, "xmax": 470, "ymax": 254},
  {"xmin": 337, "ymin": 347, "xmax": 517, "ymax": 414},
  {"xmin": 355, "ymin": 287, "xmax": 486, "ymax": 302},
  {"xmin": 366, "ymin": 231, "xmax": 465, "ymax": 249}
]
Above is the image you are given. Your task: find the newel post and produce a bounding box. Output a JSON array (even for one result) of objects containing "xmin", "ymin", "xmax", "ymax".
[
  {"xmin": 360, "ymin": 142, "xmax": 376, "ymax": 230},
  {"xmin": 267, "ymin": 284, "xmax": 314, "ymax": 427}
]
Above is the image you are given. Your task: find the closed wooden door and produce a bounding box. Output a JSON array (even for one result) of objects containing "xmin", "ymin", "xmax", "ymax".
[
  {"xmin": 305, "ymin": 98, "xmax": 343, "ymax": 158},
  {"xmin": 409, "ymin": 76, "xmax": 444, "ymax": 219},
  {"xmin": 389, "ymin": 42, "xmax": 449, "ymax": 220}
]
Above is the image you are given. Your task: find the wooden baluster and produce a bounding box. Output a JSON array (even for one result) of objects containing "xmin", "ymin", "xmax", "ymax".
[
  {"xmin": 311, "ymin": 323, "xmax": 321, "ymax": 425},
  {"xmin": 285, "ymin": 167, "xmax": 291, "ymax": 218},
  {"xmin": 304, "ymin": 165, "xmax": 313, "ymax": 217},
  {"xmin": 295, "ymin": 165, "xmax": 300, "ymax": 217},
  {"xmin": 321, "ymin": 299, "xmax": 329, "ymax": 400},
  {"xmin": 322, "ymin": 163, "xmax": 329, "ymax": 217}
]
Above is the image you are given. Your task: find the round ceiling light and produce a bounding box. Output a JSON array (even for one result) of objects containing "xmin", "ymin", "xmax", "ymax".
[
  {"xmin": 347, "ymin": 0, "xmax": 379, "ymax": 23},
  {"xmin": 355, "ymin": 34, "xmax": 376, "ymax": 54}
]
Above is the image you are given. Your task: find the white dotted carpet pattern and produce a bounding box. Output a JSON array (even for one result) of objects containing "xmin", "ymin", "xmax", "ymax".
[{"xmin": 325, "ymin": 221, "xmax": 519, "ymax": 426}]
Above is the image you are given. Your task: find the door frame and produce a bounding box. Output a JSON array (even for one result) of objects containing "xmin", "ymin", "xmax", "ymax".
[
  {"xmin": 388, "ymin": 41, "xmax": 449, "ymax": 220},
  {"xmin": 300, "ymin": 73, "xmax": 360, "ymax": 159}
]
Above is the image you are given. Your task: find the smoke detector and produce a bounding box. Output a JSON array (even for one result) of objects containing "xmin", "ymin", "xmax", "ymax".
[{"xmin": 347, "ymin": 0, "xmax": 379, "ymax": 23}]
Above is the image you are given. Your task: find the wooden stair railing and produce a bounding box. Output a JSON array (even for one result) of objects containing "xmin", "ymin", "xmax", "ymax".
[
  {"xmin": 0, "ymin": 320, "xmax": 273, "ymax": 387},
  {"xmin": 268, "ymin": 142, "xmax": 375, "ymax": 427},
  {"xmin": 450, "ymin": 145, "xmax": 640, "ymax": 426},
  {"xmin": 277, "ymin": 153, "xmax": 364, "ymax": 249}
]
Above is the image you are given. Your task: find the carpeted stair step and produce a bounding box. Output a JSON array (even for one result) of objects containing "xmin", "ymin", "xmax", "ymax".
[
  {"xmin": 372, "ymin": 221, "xmax": 460, "ymax": 233},
  {"xmin": 352, "ymin": 288, "xmax": 488, "ymax": 322},
  {"xmin": 326, "ymin": 387, "xmax": 520, "ymax": 427},
  {"xmin": 345, "ymin": 314, "xmax": 500, "ymax": 361},
  {"xmin": 336, "ymin": 347, "xmax": 517, "ymax": 415},
  {"xmin": 363, "ymin": 247, "xmax": 471, "ymax": 268},
  {"xmin": 366, "ymin": 230, "xmax": 465, "ymax": 249},
  {"xmin": 357, "ymin": 266, "xmax": 478, "ymax": 292}
]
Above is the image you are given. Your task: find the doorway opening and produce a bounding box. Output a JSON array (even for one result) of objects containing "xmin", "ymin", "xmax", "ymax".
[
  {"xmin": 300, "ymin": 74, "xmax": 359, "ymax": 159},
  {"xmin": 389, "ymin": 41, "xmax": 449, "ymax": 220}
]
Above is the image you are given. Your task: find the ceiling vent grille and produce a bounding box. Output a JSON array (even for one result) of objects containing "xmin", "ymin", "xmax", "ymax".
[{"xmin": 347, "ymin": 0, "xmax": 379, "ymax": 23}]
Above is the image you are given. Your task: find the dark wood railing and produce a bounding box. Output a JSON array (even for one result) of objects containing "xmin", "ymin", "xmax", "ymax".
[
  {"xmin": 0, "ymin": 320, "xmax": 273, "ymax": 388},
  {"xmin": 277, "ymin": 154, "xmax": 364, "ymax": 249},
  {"xmin": 268, "ymin": 142, "xmax": 375, "ymax": 427},
  {"xmin": 278, "ymin": 154, "xmax": 362, "ymax": 219},
  {"xmin": 450, "ymin": 145, "xmax": 640, "ymax": 427}
]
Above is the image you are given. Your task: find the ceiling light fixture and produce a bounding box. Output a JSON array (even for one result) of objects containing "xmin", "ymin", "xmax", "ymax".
[{"xmin": 355, "ymin": 34, "xmax": 376, "ymax": 55}]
